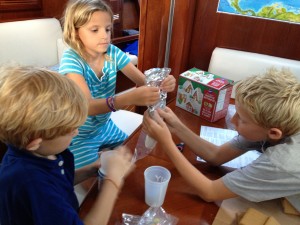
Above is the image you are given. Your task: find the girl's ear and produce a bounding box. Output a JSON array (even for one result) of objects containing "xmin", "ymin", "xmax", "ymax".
[
  {"xmin": 268, "ymin": 128, "xmax": 283, "ymax": 140},
  {"xmin": 26, "ymin": 138, "xmax": 43, "ymax": 151}
]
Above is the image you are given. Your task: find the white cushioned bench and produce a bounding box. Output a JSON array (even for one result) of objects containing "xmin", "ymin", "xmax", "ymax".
[{"xmin": 208, "ymin": 47, "xmax": 300, "ymax": 98}]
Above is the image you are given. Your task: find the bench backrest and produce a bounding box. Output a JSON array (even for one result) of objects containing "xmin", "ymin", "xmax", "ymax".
[
  {"xmin": 208, "ymin": 47, "xmax": 300, "ymax": 98},
  {"xmin": 0, "ymin": 18, "xmax": 62, "ymax": 67}
]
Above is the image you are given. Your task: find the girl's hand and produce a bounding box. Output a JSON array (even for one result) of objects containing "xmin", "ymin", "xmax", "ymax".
[
  {"xmin": 161, "ymin": 75, "xmax": 176, "ymax": 92},
  {"xmin": 131, "ymin": 86, "xmax": 160, "ymax": 106}
]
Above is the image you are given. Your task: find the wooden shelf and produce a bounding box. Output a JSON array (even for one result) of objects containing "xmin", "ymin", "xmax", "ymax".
[
  {"xmin": 112, "ymin": 34, "xmax": 139, "ymax": 44},
  {"xmin": 104, "ymin": 0, "xmax": 139, "ymax": 45}
]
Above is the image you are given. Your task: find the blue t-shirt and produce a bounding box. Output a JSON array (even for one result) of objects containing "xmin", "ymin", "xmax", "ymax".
[
  {"xmin": 59, "ymin": 44, "xmax": 130, "ymax": 169},
  {"xmin": 0, "ymin": 145, "xmax": 83, "ymax": 225}
]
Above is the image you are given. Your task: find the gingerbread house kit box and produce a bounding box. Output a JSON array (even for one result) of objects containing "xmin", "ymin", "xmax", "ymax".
[{"xmin": 176, "ymin": 68, "xmax": 233, "ymax": 122}]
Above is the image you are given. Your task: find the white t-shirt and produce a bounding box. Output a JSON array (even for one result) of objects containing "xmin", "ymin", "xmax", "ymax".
[{"xmin": 222, "ymin": 133, "xmax": 300, "ymax": 210}]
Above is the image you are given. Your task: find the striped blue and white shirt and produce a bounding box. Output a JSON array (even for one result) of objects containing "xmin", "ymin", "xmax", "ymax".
[{"xmin": 59, "ymin": 44, "xmax": 130, "ymax": 169}]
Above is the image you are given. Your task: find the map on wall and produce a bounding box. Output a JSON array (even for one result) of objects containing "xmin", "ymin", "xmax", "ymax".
[{"xmin": 217, "ymin": 0, "xmax": 300, "ymax": 24}]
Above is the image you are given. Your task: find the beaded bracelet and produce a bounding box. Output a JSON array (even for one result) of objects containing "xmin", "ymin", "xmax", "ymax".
[
  {"xmin": 106, "ymin": 96, "xmax": 117, "ymax": 112},
  {"xmin": 104, "ymin": 177, "xmax": 120, "ymax": 190}
]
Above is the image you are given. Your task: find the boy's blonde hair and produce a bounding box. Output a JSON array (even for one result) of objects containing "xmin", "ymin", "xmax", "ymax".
[
  {"xmin": 62, "ymin": 0, "xmax": 113, "ymax": 60},
  {"xmin": 0, "ymin": 66, "xmax": 88, "ymax": 149},
  {"xmin": 235, "ymin": 67, "xmax": 300, "ymax": 136}
]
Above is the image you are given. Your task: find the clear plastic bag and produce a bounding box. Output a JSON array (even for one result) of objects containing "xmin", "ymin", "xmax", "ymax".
[
  {"xmin": 122, "ymin": 207, "xmax": 178, "ymax": 225},
  {"xmin": 122, "ymin": 213, "xmax": 142, "ymax": 225},
  {"xmin": 133, "ymin": 68, "xmax": 171, "ymax": 162},
  {"xmin": 132, "ymin": 129, "xmax": 156, "ymax": 161}
]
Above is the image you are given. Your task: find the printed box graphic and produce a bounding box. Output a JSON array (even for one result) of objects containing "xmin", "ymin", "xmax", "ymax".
[{"xmin": 176, "ymin": 68, "xmax": 233, "ymax": 122}]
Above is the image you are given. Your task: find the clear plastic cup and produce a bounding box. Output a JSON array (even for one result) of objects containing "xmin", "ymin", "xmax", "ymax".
[
  {"xmin": 144, "ymin": 166, "xmax": 171, "ymax": 207},
  {"xmin": 98, "ymin": 150, "xmax": 115, "ymax": 190},
  {"xmin": 98, "ymin": 150, "xmax": 115, "ymax": 176}
]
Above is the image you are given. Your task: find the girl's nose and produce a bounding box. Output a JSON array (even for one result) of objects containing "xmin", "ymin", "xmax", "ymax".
[{"xmin": 100, "ymin": 29, "xmax": 109, "ymax": 39}]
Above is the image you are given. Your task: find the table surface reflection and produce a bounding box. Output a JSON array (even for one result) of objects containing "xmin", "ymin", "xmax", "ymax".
[{"xmin": 79, "ymin": 99, "xmax": 234, "ymax": 225}]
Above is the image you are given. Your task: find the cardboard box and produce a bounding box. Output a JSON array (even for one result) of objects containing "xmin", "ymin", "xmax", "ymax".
[{"xmin": 176, "ymin": 68, "xmax": 233, "ymax": 122}]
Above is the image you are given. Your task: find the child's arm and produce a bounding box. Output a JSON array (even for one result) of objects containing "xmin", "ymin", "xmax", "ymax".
[
  {"xmin": 143, "ymin": 112, "xmax": 238, "ymax": 201},
  {"xmin": 66, "ymin": 72, "xmax": 160, "ymax": 115},
  {"xmin": 121, "ymin": 62, "xmax": 146, "ymax": 86},
  {"xmin": 82, "ymin": 146, "xmax": 135, "ymax": 225},
  {"xmin": 151, "ymin": 108, "xmax": 244, "ymax": 165},
  {"xmin": 161, "ymin": 140, "xmax": 238, "ymax": 202},
  {"xmin": 66, "ymin": 73, "xmax": 110, "ymax": 115},
  {"xmin": 121, "ymin": 62, "xmax": 176, "ymax": 92}
]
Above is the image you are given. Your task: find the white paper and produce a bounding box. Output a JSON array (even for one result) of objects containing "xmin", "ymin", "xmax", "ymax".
[{"xmin": 197, "ymin": 126, "xmax": 261, "ymax": 168}]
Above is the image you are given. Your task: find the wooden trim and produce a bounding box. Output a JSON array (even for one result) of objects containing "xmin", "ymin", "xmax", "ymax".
[
  {"xmin": 137, "ymin": 0, "xmax": 196, "ymax": 103},
  {"xmin": 138, "ymin": 0, "xmax": 171, "ymax": 72},
  {"xmin": 137, "ymin": 0, "xmax": 148, "ymax": 71},
  {"xmin": 168, "ymin": 0, "xmax": 196, "ymax": 75},
  {"xmin": 0, "ymin": 0, "xmax": 42, "ymax": 11},
  {"xmin": 112, "ymin": 34, "xmax": 139, "ymax": 44}
]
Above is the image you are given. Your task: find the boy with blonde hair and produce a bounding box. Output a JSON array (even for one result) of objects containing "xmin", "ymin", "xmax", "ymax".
[
  {"xmin": 143, "ymin": 68, "xmax": 300, "ymax": 210},
  {"xmin": 0, "ymin": 66, "xmax": 134, "ymax": 225}
]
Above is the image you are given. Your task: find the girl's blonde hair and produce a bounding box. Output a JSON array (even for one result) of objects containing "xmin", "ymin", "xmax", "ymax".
[
  {"xmin": 0, "ymin": 66, "xmax": 88, "ymax": 149},
  {"xmin": 62, "ymin": 0, "xmax": 113, "ymax": 60},
  {"xmin": 235, "ymin": 67, "xmax": 300, "ymax": 136}
]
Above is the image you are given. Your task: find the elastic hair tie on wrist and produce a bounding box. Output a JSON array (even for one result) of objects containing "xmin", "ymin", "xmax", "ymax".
[
  {"xmin": 109, "ymin": 96, "xmax": 116, "ymax": 112},
  {"xmin": 104, "ymin": 177, "xmax": 120, "ymax": 190}
]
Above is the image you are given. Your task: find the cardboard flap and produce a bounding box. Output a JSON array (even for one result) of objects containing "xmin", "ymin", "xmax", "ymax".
[
  {"xmin": 207, "ymin": 78, "xmax": 229, "ymax": 89},
  {"xmin": 212, "ymin": 197, "xmax": 299, "ymax": 225}
]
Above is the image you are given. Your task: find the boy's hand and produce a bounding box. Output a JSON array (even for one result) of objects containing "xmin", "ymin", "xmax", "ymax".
[
  {"xmin": 161, "ymin": 75, "xmax": 176, "ymax": 92},
  {"xmin": 143, "ymin": 110, "xmax": 172, "ymax": 143},
  {"xmin": 105, "ymin": 146, "xmax": 135, "ymax": 187},
  {"xmin": 93, "ymin": 154, "xmax": 101, "ymax": 170},
  {"xmin": 155, "ymin": 107, "xmax": 183, "ymax": 134}
]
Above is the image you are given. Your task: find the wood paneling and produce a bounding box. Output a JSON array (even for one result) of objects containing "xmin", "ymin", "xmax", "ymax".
[
  {"xmin": 122, "ymin": 0, "xmax": 139, "ymax": 30},
  {"xmin": 0, "ymin": 0, "xmax": 68, "ymax": 22},
  {"xmin": 138, "ymin": 0, "xmax": 169, "ymax": 73},
  {"xmin": 138, "ymin": 0, "xmax": 196, "ymax": 102},
  {"xmin": 42, "ymin": 0, "xmax": 68, "ymax": 20},
  {"xmin": 139, "ymin": 0, "xmax": 198, "ymax": 73},
  {"xmin": 0, "ymin": 0, "xmax": 42, "ymax": 11},
  {"xmin": 138, "ymin": 0, "xmax": 300, "ymax": 100},
  {"xmin": 188, "ymin": 1, "xmax": 300, "ymax": 71}
]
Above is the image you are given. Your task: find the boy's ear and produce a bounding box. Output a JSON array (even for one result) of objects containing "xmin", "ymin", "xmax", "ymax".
[
  {"xmin": 268, "ymin": 128, "xmax": 283, "ymax": 140},
  {"xmin": 26, "ymin": 138, "xmax": 43, "ymax": 151}
]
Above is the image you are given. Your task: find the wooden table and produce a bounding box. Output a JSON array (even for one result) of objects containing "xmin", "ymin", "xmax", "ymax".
[{"xmin": 79, "ymin": 99, "xmax": 233, "ymax": 225}]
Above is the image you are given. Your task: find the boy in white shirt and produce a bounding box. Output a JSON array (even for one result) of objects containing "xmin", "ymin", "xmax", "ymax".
[{"xmin": 143, "ymin": 68, "xmax": 300, "ymax": 210}]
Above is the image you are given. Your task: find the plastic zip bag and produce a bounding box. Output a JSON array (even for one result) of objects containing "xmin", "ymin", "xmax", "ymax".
[
  {"xmin": 122, "ymin": 207, "xmax": 178, "ymax": 225},
  {"xmin": 133, "ymin": 68, "xmax": 171, "ymax": 162}
]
